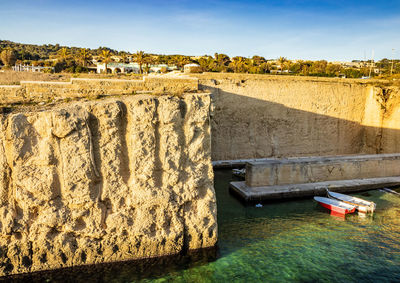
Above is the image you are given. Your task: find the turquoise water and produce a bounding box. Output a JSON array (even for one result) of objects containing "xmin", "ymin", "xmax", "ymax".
[
  {"xmin": 6, "ymin": 169, "xmax": 400, "ymax": 282},
  {"xmin": 142, "ymin": 170, "xmax": 400, "ymax": 282}
]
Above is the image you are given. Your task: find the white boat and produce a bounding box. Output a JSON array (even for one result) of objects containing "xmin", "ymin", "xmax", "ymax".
[
  {"xmin": 381, "ymin": 188, "xmax": 400, "ymax": 196},
  {"xmin": 314, "ymin": 196, "xmax": 356, "ymax": 215},
  {"xmin": 232, "ymin": 168, "xmax": 246, "ymax": 178},
  {"xmin": 327, "ymin": 190, "xmax": 376, "ymax": 213}
]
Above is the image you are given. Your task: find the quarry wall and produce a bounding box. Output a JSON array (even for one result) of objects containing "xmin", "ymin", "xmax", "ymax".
[
  {"xmin": 362, "ymin": 85, "xmax": 400, "ymax": 154},
  {"xmin": 196, "ymin": 73, "xmax": 400, "ymax": 161},
  {"xmin": 0, "ymin": 93, "xmax": 216, "ymax": 276}
]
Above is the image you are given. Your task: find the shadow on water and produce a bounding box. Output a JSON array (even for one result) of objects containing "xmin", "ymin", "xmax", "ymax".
[{"xmin": 0, "ymin": 247, "xmax": 218, "ymax": 283}]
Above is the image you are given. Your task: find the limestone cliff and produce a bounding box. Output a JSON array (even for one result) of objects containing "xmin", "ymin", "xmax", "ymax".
[
  {"xmin": 362, "ymin": 85, "xmax": 400, "ymax": 154},
  {"xmin": 0, "ymin": 93, "xmax": 217, "ymax": 276},
  {"xmin": 197, "ymin": 73, "xmax": 368, "ymax": 161}
]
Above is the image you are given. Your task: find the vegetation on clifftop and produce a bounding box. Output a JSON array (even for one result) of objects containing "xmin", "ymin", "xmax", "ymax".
[{"xmin": 1, "ymin": 40, "xmax": 399, "ymax": 78}]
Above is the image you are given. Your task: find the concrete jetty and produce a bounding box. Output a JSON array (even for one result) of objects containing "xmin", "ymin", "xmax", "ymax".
[{"xmin": 230, "ymin": 154, "xmax": 400, "ymax": 201}]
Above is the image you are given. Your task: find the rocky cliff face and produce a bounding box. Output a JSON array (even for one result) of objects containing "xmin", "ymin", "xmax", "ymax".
[
  {"xmin": 362, "ymin": 86, "xmax": 400, "ymax": 154},
  {"xmin": 0, "ymin": 93, "xmax": 216, "ymax": 276},
  {"xmin": 197, "ymin": 74, "xmax": 368, "ymax": 161}
]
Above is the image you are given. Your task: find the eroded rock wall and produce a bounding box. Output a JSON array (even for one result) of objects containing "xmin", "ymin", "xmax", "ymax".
[
  {"xmin": 362, "ymin": 85, "xmax": 400, "ymax": 154},
  {"xmin": 0, "ymin": 93, "xmax": 216, "ymax": 276},
  {"xmin": 197, "ymin": 73, "xmax": 370, "ymax": 161}
]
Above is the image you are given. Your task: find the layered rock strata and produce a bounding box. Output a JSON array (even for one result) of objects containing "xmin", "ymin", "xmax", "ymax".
[{"xmin": 0, "ymin": 93, "xmax": 216, "ymax": 276}]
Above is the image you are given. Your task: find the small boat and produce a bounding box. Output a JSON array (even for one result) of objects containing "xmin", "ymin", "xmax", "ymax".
[
  {"xmin": 381, "ymin": 188, "xmax": 400, "ymax": 196},
  {"xmin": 314, "ymin": 196, "xmax": 356, "ymax": 215},
  {"xmin": 327, "ymin": 190, "xmax": 376, "ymax": 213},
  {"xmin": 232, "ymin": 168, "xmax": 246, "ymax": 179}
]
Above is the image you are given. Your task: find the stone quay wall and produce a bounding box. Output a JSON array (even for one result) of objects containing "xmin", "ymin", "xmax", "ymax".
[
  {"xmin": 0, "ymin": 93, "xmax": 216, "ymax": 276},
  {"xmin": 246, "ymin": 153, "xmax": 400, "ymax": 187}
]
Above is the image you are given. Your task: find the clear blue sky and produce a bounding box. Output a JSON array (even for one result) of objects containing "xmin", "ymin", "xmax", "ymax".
[{"xmin": 1, "ymin": 0, "xmax": 399, "ymax": 61}]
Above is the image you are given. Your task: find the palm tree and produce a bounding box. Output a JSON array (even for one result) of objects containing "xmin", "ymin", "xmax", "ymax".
[
  {"xmin": 57, "ymin": 47, "xmax": 69, "ymax": 61},
  {"xmin": 78, "ymin": 48, "xmax": 92, "ymax": 67},
  {"xmin": 100, "ymin": 49, "xmax": 112, "ymax": 73},
  {"xmin": 134, "ymin": 51, "xmax": 145, "ymax": 74},
  {"xmin": 278, "ymin": 57, "xmax": 287, "ymax": 73},
  {"xmin": 143, "ymin": 56, "xmax": 156, "ymax": 74}
]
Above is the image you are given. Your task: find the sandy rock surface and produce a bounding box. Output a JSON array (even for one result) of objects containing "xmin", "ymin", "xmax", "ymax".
[{"xmin": 0, "ymin": 93, "xmax": 216, "ymax": 276}]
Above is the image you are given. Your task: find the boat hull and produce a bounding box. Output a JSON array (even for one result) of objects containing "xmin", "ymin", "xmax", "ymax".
[
  {"xmin": 318, "ymin": 201, "xmax": 356, "ymax": 215},
  {"xmin": 327, "ymin": 190, "xmax": 376, "ymax": 213},
  {"xmin": 314, "ymin": 196, "xmax": 356, "ymax": 215}
]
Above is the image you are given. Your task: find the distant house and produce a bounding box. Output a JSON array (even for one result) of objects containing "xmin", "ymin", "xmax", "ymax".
[
  {"xmin": 150, "ymin": 64, "xmax": 169, "ymax": 73},
  {"xmin": 184, "ymin": 63, "xmax": 201, "ymax": 73},
  {"xmin": 96, "ymin": 62, "xmax": 178, "ymax": 74},
  {"xmin": 12, "ymin": 64, "xmax": 54, "ymax": 73},
  {"xmin": 96, "ymin": 62, "xmax": 140, "ymax": 74}
]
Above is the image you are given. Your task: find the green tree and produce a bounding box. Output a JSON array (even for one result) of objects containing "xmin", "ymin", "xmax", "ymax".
[
  {"xmin": 77, "ymin": 48, "xmax": 92, "ymax": 67},
  {"xmin": 0, "ymin": 48, "xmax": 17, "ymax": 67},
  {"xmin": 198, "ymin": 56, "xmax": 215, "ymax": 72},
  {"xmin": 278, "ymin": 57, "xmax": 287, "ymax": 73},
  {"xmin": 289, "ymin": 62, "xmax": 302, "ymax": 74},
  {"xmin": 230, "ymin": 56, "xmax": 246, "ymax": 73},
  {"xmin": 260, "ymin": 62, "xmax": 271, "ymax": 73},
  {"xmin": 134, "ymin": 51, "xmax": 146, "ymax": 74},
  {"xmin": 252, "ymin": 55, "xmax": 266, "ymax": 66},
  {"xmin": 100, "ymin": 49, "xmax": 112, "ymax": 73},
  {"xmin": 143, "ymin": 56, "xmax": 156, "ymax": 74},
  {"xmin": 343, "ymin": 68, "xmax": 363, "ymax": 78},
  {"xmin": 57, "ymin": 47, "xmax": 69, "ymax": 61},
  {"xmin": 214, "ymin": 53, "xmax": 230, "ymax": 71},
  {"xmin": 326, "ymin": 63, "xmax": 342, "ymax": 77},
  {"xmin": 119, "ymin": 52, "xmax": 130, "ymax": 63},
  {"xmin": 174, "ymin": 55, "xmax": 190, "ymax": 70},
  {"xmin": 310, "ymin": 60, "xmax": 327, "ymax": 75}
]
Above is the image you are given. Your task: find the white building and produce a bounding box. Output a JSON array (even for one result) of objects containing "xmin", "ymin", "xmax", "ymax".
[
  {"xmin": 12, "ymin": 64, "xmax": 55, "ymax": 73},
  {"xmin": 184, "ymin": 63, "xmax": 201, "ymax": 73},
  {"xmin": 96, "ymin": 63, "xmax": 140, "ymax": 74},
  {"xmin": 96, "ymin": 62, "xmax": 178, "ymax": 74}
]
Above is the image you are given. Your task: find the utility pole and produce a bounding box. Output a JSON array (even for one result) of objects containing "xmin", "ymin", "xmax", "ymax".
[{"xmin": 391, "ymin": 48, "xmax": 395, "ymax": 76}]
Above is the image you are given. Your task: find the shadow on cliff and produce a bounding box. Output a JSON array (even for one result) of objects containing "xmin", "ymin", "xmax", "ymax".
[{"xmin": 201, "ymin": 84, "xmax": 400, "ymax": 161}]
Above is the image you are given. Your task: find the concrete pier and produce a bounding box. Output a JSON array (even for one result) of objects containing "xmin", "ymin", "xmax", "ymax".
[
  {"xmin": 230, "ymin": 154, "xmax": 400, "ymax": 201},
  {"xmin": 212, "ymin": 158, "xmax": 277, "ymax": 169}
]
